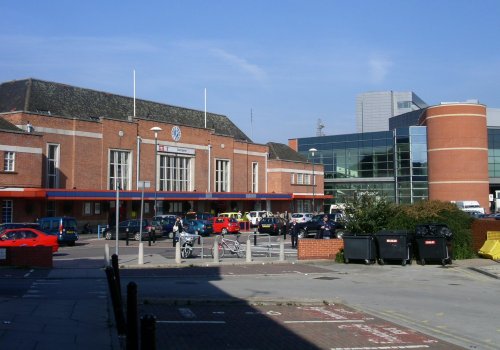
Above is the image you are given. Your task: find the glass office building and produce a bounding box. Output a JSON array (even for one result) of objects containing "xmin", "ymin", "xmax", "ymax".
[{"xmin": 295, "ymin": 126, "xmax": 428, "ymax": 207}]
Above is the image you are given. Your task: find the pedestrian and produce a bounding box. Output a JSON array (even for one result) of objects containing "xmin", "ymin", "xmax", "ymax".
[
  {"xmin": 289, "ymin": 218, "xmax": 300, "ymax": 248},
  {"xmin": 320, "ymin": 215, "xmax": 334, "ymax": 239},
  {"xmin": 172, "ymin": 216, "xmax": 183, "ymax": 247}
]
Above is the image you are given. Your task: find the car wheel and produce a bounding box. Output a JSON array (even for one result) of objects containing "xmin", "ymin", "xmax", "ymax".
[
  {"xmin": 105, "ymin": 232, "xmax": 112, "ymax": 240},
  {"xmin": 134, "ymin": 232, "xmax": 141, "ymax": 241},
  {"xmin": 335, "ymin": 230, "xmax": 345, "ymax": 239}
]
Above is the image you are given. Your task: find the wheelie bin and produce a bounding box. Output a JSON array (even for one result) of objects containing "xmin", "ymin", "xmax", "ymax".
[
  {"xmin": 414, "ymin": 224, "xmax": 453, "ymax": 266},
  {"xmin": 374, "ymin": 230, "xmax": 413, "ymax": 266},
  {"xmin": 342, "ymin": 233, "xmax": 377, "ymax": 265}
]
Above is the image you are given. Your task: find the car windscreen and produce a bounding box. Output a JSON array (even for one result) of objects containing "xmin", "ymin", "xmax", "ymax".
[
  {"xmin": 260, "ymin": 218, "xmax": 273, "ymax": 224},
  {"xmin": 63, "ymin": 219, "xmax": 78, "ymax": 229}
]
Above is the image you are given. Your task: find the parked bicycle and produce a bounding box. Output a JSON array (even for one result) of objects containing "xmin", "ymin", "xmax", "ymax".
[{"xmin": 211, "ymin": 233, "xmax": 245, "ymax": 258}]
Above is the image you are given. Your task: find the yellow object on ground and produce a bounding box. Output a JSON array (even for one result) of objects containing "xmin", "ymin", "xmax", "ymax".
[{"xmin": 478, "ymin": 231, "xmax": 500, "ymax": 260}]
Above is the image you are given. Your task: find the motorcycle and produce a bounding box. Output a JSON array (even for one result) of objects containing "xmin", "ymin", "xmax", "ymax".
[{"xmin": 174, "ymin": 231, "xmax": 198, "ymax": 258}]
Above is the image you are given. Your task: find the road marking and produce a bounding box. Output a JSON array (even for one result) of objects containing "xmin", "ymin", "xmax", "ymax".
[
  {"xmin": 157, "ymin": 321, "xmax": 226, "ymax": 324},
  {"xmin": 23, "ymin": 269, "xmax": 34, "ymax": 278},
  {"xmin": 178, "ymin": 308, "xmax": 196, "ymax": 319},
  {"xmin": 331, "ymin": 346, "xmax": 430, "ymax": 349},
  {"xmin": 285, "ymin": 320, "xmax": 365, "ymax": 324},
  {"xmin": 266, "ymin": 310, "xmax": 281, "ymax": 316}
]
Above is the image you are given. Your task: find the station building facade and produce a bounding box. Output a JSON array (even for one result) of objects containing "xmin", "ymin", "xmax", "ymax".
[
  {"xmin": 290, "ymin": 103, "xmax": 496, "ymax": 213},
  {"xmin": 0, "ymin": 79, "xmax": 327, "ymax": 226}
]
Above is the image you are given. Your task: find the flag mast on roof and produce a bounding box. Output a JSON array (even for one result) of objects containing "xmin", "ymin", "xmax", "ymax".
[
  {"xmin": 133, "ymin": 70, "xmax": 136, "ymax": 118},
  {"xmin": 204, "ymin": 88, "xmax": 207, "ymax": 128}
]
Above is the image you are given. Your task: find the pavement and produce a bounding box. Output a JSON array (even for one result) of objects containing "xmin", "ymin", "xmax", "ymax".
[{"xmin": 0, "ymin": 248, "xmax": 499, "ymax": 350}]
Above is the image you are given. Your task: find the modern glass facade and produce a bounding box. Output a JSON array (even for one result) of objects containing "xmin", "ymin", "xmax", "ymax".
[
  {"xmin": 488, "ymin": 128, "xmax": 500, "ymax": 178},
  {"xmin": 295, "ymin": 126, "xmax": 428, "ymax": 207}
]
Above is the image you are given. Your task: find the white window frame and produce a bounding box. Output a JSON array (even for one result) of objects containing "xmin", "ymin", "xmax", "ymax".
[
  {"xmin": 2, "ymin": 200, "xmax": 13, "ymax": 223},
  {"xmin": 46, "ymin": 143, "xmax": 60, "ymax": 188},
  {"xmin": 84, "ymin": 202, "xmax": 92, "ymax": 215},
  {"xmin": 3, "ymin": 151, "xmax": 15, "ymax": 172},
  {"xmin": 297, "ymin": 173, "xmax": 304, "ymax": 185},
  {"xmin": 215, "ymin": 159, "xmax": 230, "ymax": 192},
  {"xmin": 109, "ymin": 149, "xmax": 132, "ymax": 190},
  {"xmin": 251, "ymin": 162, "xmax": 258, "ymax": 193},
  {"xmin": 291, "ymin": 173, "xmax": 295, "ymax": 184},
  {"xmin": 159, "ymin": 154, "xmax": 193, "ymax": 191}
]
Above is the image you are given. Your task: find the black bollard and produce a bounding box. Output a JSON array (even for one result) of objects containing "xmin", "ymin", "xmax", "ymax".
[
  {"xmin": 111, "ymin": 254, "xmax": 122, "ymax": 305},
  {"xmin": 140, "ymin": 314, "xmax": 157, "ymax": 350},
  {"xmin": 126, "ymin": 282, "xmax": 138, "ymax": 350},
  {"xmin": 254, "ymin": 230, "xmax": 257, "ymax": 246},
  {"xmin": 105, "ymin": 266, "xmax": 126, "ymax": 335},
  {"xmin": 126, "ymin": 231, "xmax": 129, "ymax": 246},
  {"xmin": 148, "ymin": 231, "xmax": 152, "ymax": 246}
]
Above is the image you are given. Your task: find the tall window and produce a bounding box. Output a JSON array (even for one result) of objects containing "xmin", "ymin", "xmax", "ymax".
[
  {"xmin": 297, "ymin": 173, "xmax": 304, "ymax": 185},
  {"xmin": 215, "ymin": 159, "xmax": 230, "ymax": 192},
  {"xmin": 109, "ymin": 150, "xmax": 131, "ymax": 190},
  {"xmin": 251, "ymin": 162, "xmax": 258, "ymax": 193},
  {"xmin": 3, "ymin": 151, "xmax": 15, "ymax": 172},
  {"xmin": 159, "ymin": 155, "xmax": 192, "ymax": 191},
  {"xmin": 2, "ymin": 200, "xmax": 13, "ymax": 223},
  {"xmin": 47, "ymin": 144, "xmax": 60, "ymax": 188}
]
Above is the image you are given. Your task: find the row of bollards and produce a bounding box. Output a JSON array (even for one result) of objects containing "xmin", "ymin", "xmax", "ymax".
[{"xmin": 105, "ymin": 253, "xmax": 157, "ymax": 350}]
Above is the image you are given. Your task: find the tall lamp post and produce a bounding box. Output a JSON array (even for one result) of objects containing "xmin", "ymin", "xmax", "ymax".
[
  {"xmin": 150, "ymin": 126, "xmax": 162, "ymax": 216},
  {"xmin": 309, "ymin": 148, "xmax": 317, "ymax": 213}
]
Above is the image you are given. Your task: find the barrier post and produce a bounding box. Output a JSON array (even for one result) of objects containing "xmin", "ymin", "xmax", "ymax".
[
  {"xmin": 246, "ymin": 238, "xmax": 252, "ymax": 262},
  {"xmin": 213, "ymin": 237, "xmax": 219, "ymax": 262},
  {"xmin": 175, "ymin": 241, "xmax": 181, "ymax": 264},
  {"xmin": 105, "ymin": 266, "xmax": 126, "ymax": 335},
  {"xmin": 111, "ymin": 254, "xmax": 122, "ymax": 305},
  {"xmin": 254, "ymin": 230, "xmax": 257, "ymax": 246},
  {"xmin": 279, "ymin": 240, "xmax": 285, "ymax": 261},
  {"xmin": 140, "ymin": 314, "xmax": 156, "ymax": 350},
  {"xmin": 104, "ymin": 244, "xmax": 110, "ymax": 267},
  {"xmin": 138, "ymin": 243, "xmax": 144, "ymax": 265}
]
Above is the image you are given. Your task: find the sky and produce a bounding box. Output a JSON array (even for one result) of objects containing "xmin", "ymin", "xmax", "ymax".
[{"xmin": 1, "ymin": 0, "xmax": 500, "ymax": 145}]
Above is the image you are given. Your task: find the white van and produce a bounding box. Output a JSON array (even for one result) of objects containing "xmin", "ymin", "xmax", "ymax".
[
  {"xmin": 453, "ymin": 201, "xmax": 485, "ymax": 214},
  {"xmin": 248, "ymin": 211, "xmax": 273, "ymax": 226}
]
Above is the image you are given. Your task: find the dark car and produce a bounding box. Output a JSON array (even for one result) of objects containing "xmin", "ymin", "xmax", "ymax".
[
  {"xmin": 104, "ymin": 219, "xmax": 162, "ymax": 241},
  {"xmin": 153, "ymin": 215, "xmax": 177, "ymax": 237},
  {"xmin": 185, "ymin": 212, "xmax": 214, "ymax": 221},
  {"xmin": 295, "ymin": 213, "xmax": 345, "ymax": 239},
  {"xmin": 184, "ymin": 219, "xmax": 213, "ymax": 237},
  {"xmin": 258, "ymin": 217, "xmax": 287, "ymax": 235},
  {"xmin": 0, "ymin": 222, "xmax": 40, "ymax": 235},
  {"xmin": 38, "ymin": 216, "xmax": 79, "ymax": 246}
]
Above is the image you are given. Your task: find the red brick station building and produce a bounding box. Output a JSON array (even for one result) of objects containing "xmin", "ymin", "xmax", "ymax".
[{"xmin": 0, "ymin": 78, "xmax": 328, "ymax": 226}]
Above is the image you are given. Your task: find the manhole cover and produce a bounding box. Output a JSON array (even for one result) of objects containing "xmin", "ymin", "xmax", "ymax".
[{"xmin": 314, "ymin": 276, "xmax": 340, "ymax": 280}]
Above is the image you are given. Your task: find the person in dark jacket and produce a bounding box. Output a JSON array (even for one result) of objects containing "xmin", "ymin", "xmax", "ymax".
[
  {"xmin": 289, "ymin": 219, "xmax": 300, "ymax": 248},
  {"xmin": 172, "ymin": 216, "xmax": 184, "ymax": 247},
  {"xmin": 320, "ymin": 215, "xmax": 334, "ymax": 239}
]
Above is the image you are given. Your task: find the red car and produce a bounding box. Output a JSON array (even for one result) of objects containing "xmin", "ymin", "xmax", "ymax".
[
  {"xmin": 212, "ymin": 217, "xmax": 240, "ymax": 234},
  {"xmin": 0, "ymin": 228, "xmax": 59, "ymax": 252}
]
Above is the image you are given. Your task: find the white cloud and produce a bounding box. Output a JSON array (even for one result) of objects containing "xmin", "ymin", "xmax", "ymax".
[
  {"xmin": 368, "ymin": 55, "xmax": 393, "ymax": 84},
  {"xmin": 210, "ymin": 48, "xmax": 267, "ymax": 82}
]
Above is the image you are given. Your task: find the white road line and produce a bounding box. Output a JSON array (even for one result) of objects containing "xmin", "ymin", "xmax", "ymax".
[
  {"xmin": 284, "ymin": 320, "xmax": 365, "ymax": 324},
  {"xmin": 157, "ymin": 321, "xmax": 226, "ymax": 324},
  {"xmin": 331, "ymin": 345, "xmax": 429, "ymax": 350},
  {"xmin": 23, "ymin": 269, "xmax": 34, "ymax": 278}
]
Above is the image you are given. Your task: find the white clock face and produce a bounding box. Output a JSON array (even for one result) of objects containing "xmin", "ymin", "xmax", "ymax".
[{"xmin": 171, "ymin": 126, "xmax": 181, "ymax": 142}]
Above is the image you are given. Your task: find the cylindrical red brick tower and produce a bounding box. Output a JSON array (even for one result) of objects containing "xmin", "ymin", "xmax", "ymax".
[{"xmin": 423, "ymin": 103, "xmax": 489, "ymax": 212}]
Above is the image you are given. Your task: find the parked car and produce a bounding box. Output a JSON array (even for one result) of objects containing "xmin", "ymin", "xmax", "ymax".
[
  {"xmin": 0, "ymin": 228, "xmax": 59, "ymax": 252},
  {"xmin": 185, "ymin": 212, "xmax": 214, "ymax": 221},
  {"xmin": 0, "ymin": 222, "xmax": 40, "ymax": 235},
  {"xmin": 295, "ymin": 213, "xmax": 345, "ymax": 239},
  {"xmin": 184, "ymin": 219, "xmax": 214, "ymax": 237},
  {"xmin": 290, "ymin": 213, "xmax": 313, "ymax": 223},
  {"xmin": 104, "ymin": 219, "xmax": 162, "ymax": 241},
  {"xmin": 38, "ymin": 217, "xmax": 78, "ymax": 246},
  {"xmin": 153, "ymin": 215, "xmax": 177, "ymax": 237},
  {"xmin": 211, "ymin": 217, "xmax": 240, "ymax": 234},
  {"xmin": 248, "ymin": 211, "xmax": 273, "ymax": 227},
  {"xmin": 257, "ymin": 217, "xmax": 287, "ymax": 235}
]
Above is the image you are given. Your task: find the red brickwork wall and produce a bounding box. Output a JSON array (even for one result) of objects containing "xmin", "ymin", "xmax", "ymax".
[
  {"xmin": 297, "ymin": 239, "xmax": 344, "ymax": 260},
  {"xmin": 0, "ymin": 246, "xmax": 53, "ymax": 268}
]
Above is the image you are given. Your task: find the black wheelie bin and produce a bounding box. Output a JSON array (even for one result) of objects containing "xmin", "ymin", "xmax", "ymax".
[
  {"xmin": 414, "ymin": 224, "xmax": 453, "ymax": 266},
  {"xmin": 374, "ymin": 230, "xmax": 413, "ymax": 266},
  {"xmin": 342, "ymin": 233, "xmax": 377, "ymax": 265}
]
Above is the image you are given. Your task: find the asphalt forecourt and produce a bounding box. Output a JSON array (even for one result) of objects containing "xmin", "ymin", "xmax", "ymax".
[{"xmin": 139, "ymin": 301, "xmax": 465, "ymax": 350}]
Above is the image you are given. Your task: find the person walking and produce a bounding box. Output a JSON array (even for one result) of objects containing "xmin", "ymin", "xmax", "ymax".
[
  {"xmin": 320, "ymin": 215, "xmax": 334, "ymax": 239},
  {"xmin": 172, "ymin": 216, "xmax": 184, "ymax": 247},
  {"xmin": 289, "ymin": 219, "xmax": 300, "ymax": 248}
]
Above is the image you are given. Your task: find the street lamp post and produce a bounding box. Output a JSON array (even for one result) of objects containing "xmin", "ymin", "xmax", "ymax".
[
  {"xmin": 150, "ymin": 127, "xmax": 162, "ymax": 217},
  {"xmin": 309, "ymin": 148, "xmax": 317, "ymax": 213}
]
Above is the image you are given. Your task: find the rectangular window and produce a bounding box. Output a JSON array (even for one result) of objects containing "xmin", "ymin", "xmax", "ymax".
[
  {"xmin": 47, "ymin": 144, "xmax": 60, "ymax": 188},
  {"xmin": 84, "ymin": 202, "xmax": 92, "ymax": 215},
  {"xmin": 251, "ymin": 162, "xmax": 258, "ymax": 193},
  {"xmin": 3, "ymin": 151, "xmax": 15, "ymax": 172},
  {"xmin": 291, "ymin": 173, "xmax": 295, "ymax": 184},
  {"xmin": 159, "ymin": 155, "xmax": 192, "ymax": 191},
  {"xmin": 297, "ymin": 173, "xmax": 304, "ymax": 185},
  {"xmin": 94, "ymin": 202, "xmax": 101, "ymax": 215},
  {"xmin": 215, "ymin": 159, "xmax": 230, "ymax": 192},
  {"xmin": 304, "ymin": 174, "xmax": 311, "ymax": 185},
  {"xmin": 46, "ymin": 201, "xmax": 56, "ymax": 217},
  {"xmin": 109, "ymin": 150, "xmax": 131, "ymax": 190},
  {"xmin": 2, "ymin": 200, "xmax": 13, "ymax": 223}
]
